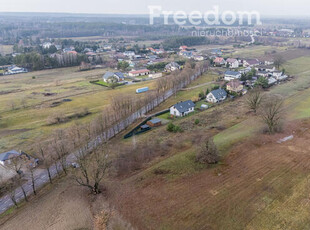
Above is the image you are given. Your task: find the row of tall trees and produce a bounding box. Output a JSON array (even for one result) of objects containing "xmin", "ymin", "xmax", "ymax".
[
  {"xmin": 4, "ymin": 61, "xmax": 209, "ymax": 204},
  {"xmin": 13, "ymin": 52, "xmax": 89, "ymax": 70}
]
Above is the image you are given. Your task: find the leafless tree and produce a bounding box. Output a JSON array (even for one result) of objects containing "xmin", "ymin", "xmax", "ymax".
[
  {"xmin": 259, "ymin": 96, "xmax": 284, "ymax": 134},
  {"xmin": 74, "ymin": 144, "xmax": 110, "ymax": 194},
  {"xmin": 274, "ymin": 55, "xmax": 285, "ymax": 69},
  {"xmin": 28, "ymin": 166, "xmax": 36, "ymax": 195},
  {"xmin": 196, "ymin": 138, "xmax": 219, "ymax": 164},
  {"xmin": 37, "ymin": 144, "xmax": 53, "ymax": 184},
  {"xmin": 51, "ymin": 129, "xmax": 69, "ymax": 175},
  {"xmin": 246, "ymin": 88, "xmax": 264, "ymax": 114},
  {"xmin": 6, "ymin": 180, "xmax": 18, "ymax": 207},
  {"xmin": 9, "ymin": 157, "xmax": 28, "ymax": 202}
]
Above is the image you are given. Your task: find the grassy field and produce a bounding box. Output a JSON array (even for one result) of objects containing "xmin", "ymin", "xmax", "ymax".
[
  {"xmin": 3, "ymin": 46, "xmax": 310, "ymax": 229},
  {"xmin": 107, "ymin": 50, "xmax": 310, "ymax": 229},
  {"xmin": 0, "ymin": 67, "xmax": 155, "ymax": 153}
]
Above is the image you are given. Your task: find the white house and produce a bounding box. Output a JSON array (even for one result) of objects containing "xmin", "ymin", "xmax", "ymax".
[
  {"xmin": 165, "ymin": 62, "xmax": 180, "ymax": 72},
  {"xmin": 272, "ymin": 71, "xmax": 283, "ymax": 79},
  {"xmin": 257, "ymin": 71, "xmax": 269, "ymax": 77},
  {"xmin": 42, "ymin": 42, "xmax": 52, "ymax": 49},
  {"xmin": 102, "ymin": 72, "xmax": 125, "ymax": 83},
  {"xmin": 226, "ymin": 58, "xmax": 239, "ymax": 68},
  {"xmin": 170, "ymin": 100, "xmax": 195, "ymax": 117},
  {"xmin": 206, "ymin": 89, "xmax": 228, "ymax": 103},
  {"xmin": 123, "ymin": 51, "xmax": 135, "ymax": 57},
  {"xmin": 5, "ymin": 66, "xmax": 28, "ymax": 75},
  {"xmin": 224, "ymin": 71, "xmax": 242, "ymax": 81},
  {"xmin": 255, "ymin": 65, "xmax": 276, "ymax": 72},
  {"xmin": 194, "ymin": 56, "xmax": 204, "ymax": 61}
]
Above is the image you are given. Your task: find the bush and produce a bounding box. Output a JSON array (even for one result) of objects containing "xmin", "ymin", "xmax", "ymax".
[
  {"xmin": 196, "ymin": 138, "xmax": 219, "ymax": 164},
  {"xmin": 167, "ymin": 123, "xmax": 183, "ymax": 133},
  {"xmin": 167, "ymin": 123, "xmax": 175, "ymax": 132}
]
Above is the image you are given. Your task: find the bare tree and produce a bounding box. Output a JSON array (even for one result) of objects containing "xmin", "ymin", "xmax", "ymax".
[
  {"xmin": 6, "ymin": 180, "xmax": 18, "ymax": 207},
  {"xmin": 37, "ymin": 144, "xmax": 53, "ymax": 184},
  {"xmin": 196, "ymin": 138, "xmax": 219, "ymax": 164},
  {"xmin": 274, "ymin": 55, "xmax": 285, "ymax": 69},
  {"xmin": 9, "ymin": 157, "xmax": 28, "ymax": 202},
  {"xmin": 51, "ymin": 129, "xmax": 69, "ymax": 175},
  {"xmin": 74, "ymin": 144, "xmax": 110, "ymax": 194},
  {"xmin": 28, "ymin": 166, "xmax": 37, "ymax": 195},
  {"xmin": 246, "ymin": 88, "xmax": 264, "ymax": 114},
  {"xmin": 259, "ymin": 97, "xmax": 284, "ymax": 134}
]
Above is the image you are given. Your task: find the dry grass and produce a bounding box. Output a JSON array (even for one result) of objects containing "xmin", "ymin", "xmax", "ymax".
[{"xmin": 111, "ymin": 120, "xmax": 310, "ymax": 230}]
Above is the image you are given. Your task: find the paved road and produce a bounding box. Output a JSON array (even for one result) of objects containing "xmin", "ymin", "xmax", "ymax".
[{"xmin": 0, "ymin": 69, "xmax": 206, "ymax": 214}]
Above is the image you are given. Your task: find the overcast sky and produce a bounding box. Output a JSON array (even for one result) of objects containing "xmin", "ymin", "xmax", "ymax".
[{"xmin": 0, "ymin": 0, "xmax": 309, "ymax": 17}]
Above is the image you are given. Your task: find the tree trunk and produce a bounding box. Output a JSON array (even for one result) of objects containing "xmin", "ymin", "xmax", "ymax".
[{"xmin": 21, "ymin": 186, "xmax": 28, "ymax": 202}]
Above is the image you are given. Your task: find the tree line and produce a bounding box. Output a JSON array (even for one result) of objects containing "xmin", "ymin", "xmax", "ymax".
[{"xmin": 3, "ymin": 61, "xmax": 209, "ymax": 205}]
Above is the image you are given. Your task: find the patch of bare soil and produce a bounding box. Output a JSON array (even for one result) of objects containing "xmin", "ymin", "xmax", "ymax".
[
  {"xmin": 0, "ymin": 178, "xmax": 94, "ymax": 230},
  {"xmin": 0, "ymin": 129, "xmax": 31, "ymax": 138},
  {"xmin": 110, "ymin": 119, "xmax": 310, "ymax": 230}
]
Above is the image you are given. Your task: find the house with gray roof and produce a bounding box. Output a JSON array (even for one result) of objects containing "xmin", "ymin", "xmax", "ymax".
[
  {"xmin": 0, "ymin": 150, "xmax": 21, "ymax": 165},
  {"xmin": 170, "ymin": 100, "xmax": 195, "ymax": 117},
  {"xmin": 165, "ymin": 62, "xmax": 180, "ymax": 72},
  {"xmin": 102, "ymin": 72, "xmax": 125, "ymax": 83},
  {"xmin": 206, "ymin": 88, "xmax": 227, "ymax": 103}
]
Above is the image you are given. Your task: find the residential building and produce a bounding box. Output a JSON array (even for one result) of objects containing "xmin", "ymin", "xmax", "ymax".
[
  {"xmin": 224, "ymin": 71, "xmax": 242, "ymax": 81},
  {"xmin": 165, "ymin": 62, "xmax": 181, "ymax": 72},
  {"xmin": 272, "ymin": 71, "xmax": 283, "ymax": 78},
  {"xmin": 211, "ymin": 49, "xmax": 223, "ymax": 56},
  {"xmin": 226, "ymin": 80, "xmax": 244, "ymax": 93},
  {"xmin": 0, "ymin": 150, "xmax": 21, "ymax": 166},
  {"xmin": 42, "ymin": 42, "xmax": 52, "ymax": 49},
  {"xmin": 226, "ymin": 58, "xmax": 239, "ymax": 68},
  {"xmin": 194, "ymin": 56, "xmax": 204, "ymax": 61},
  {"xmin": 179, "ymin": 46, "xmax": 188, "ymax": 50},
  {"xmin": 243, "ymin": 59, "xmax": 260, "ymax": 67},
  {"xmin": 170, "ymin": 100, "xmax": 195, "ymax": 117},
  {"xmin": 129, "ymin": 69, "xmax": 150, "ymax": 77},
  {"xmin": 255, "ymin": 65, "xmax": 276, "ymax": 72},
  {"xmin": 5, "ymin": 65, "xmax": 28, "ymax": 75},
  {"xmin": 102, "ymin": 72, "xmax": 125, "ymax": 83},
  {"xmin": 123, "ymin": 51, "xmax": 135, "ymax": 57},
  {"xmin": 179, "ymin": 50, "xmax": 193, "ymax": 58},
  {"xmin": 206, "ymin": 89, "xmax": 227, "ymax": 103},
  {"xmin": 213, "ymin": 57, "xmax": 226, "ymax": 66},
  {"xmin": 257, "ymin": 71, "xmax": 269, "ymax": 77}
]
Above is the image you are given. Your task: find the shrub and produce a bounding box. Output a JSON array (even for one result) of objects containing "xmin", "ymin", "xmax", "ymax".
[
  {"xmin": 167, "ymin": 123, "xmax": 175, "ymax": 132},
  {"xmin": 167, "ymin": 123, "xmax": 183, "ymax": 133},
  {"xmin": 196, "ymin": 138, "xmax": 219, "ymax": 164}
]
